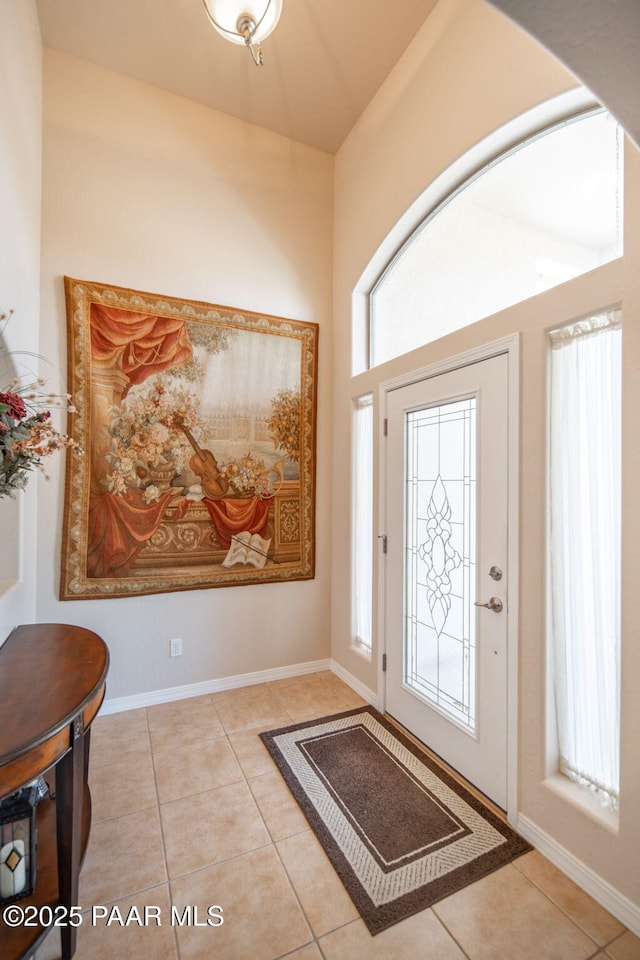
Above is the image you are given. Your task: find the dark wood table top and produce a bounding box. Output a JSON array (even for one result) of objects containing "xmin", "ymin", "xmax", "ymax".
[{"xmin": 0, "ymin": 623, "xmax": 109, "ymax": 768}]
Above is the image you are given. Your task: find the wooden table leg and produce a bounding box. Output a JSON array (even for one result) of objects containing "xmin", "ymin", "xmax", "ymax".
[{"xmin": 55, "ymin": 719, "xmax": 85, "ymax": 960}]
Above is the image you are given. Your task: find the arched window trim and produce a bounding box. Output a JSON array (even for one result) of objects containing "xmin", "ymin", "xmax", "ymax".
[{"xmin": 352, "ymin": 87, "xmax": 601, "ymax": 375}]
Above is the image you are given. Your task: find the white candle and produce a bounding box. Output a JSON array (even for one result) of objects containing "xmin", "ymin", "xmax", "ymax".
[{"xmin": 1, "ymin": 839, "xmax": 26, "ymax": 898}]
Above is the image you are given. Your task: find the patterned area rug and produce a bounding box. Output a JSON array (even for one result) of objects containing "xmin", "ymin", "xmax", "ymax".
[{"xmin": 260, "ymin": 707, "xmax": 530, "ymax": 935}]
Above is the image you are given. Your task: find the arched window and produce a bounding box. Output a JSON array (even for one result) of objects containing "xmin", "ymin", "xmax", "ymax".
[{"xmin": 369, "ymin": 110, "xmax": 623, "ymax": 368}]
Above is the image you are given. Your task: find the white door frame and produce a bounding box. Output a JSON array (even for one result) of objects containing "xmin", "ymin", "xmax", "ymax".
[{"xmin": 378, "ymin": 334, "xmax": 520, "ymax": 824}]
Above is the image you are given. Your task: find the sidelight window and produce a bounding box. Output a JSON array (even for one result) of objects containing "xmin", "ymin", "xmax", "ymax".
[
  {"xmin": 548, "ymin": 308, "xmax": 621, "ymax": 810},
  {"xmin": 352, "ymin": 394, "xmax": 373, "ymax": 654}
]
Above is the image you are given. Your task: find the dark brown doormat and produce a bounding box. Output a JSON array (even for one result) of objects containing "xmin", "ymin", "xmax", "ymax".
[{"xmin": 260, "ymin": 706, "xmax": 530, "ymax": 935}]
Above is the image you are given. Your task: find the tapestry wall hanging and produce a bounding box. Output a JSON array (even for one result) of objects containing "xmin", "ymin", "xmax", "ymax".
[{"xmin": 60, "ymin": 278, "xmax": 318, "ymax": 600}]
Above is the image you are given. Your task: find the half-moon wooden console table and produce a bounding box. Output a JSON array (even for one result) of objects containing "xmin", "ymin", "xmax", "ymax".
[{"xmin": 0, "ymin": 623, "xmax": 109, "ymax": 960}]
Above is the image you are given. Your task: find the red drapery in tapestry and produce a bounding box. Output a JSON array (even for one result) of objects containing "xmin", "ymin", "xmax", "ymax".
[
  {"xmin": 88, "ymin": 489, "xmax": 190, "ymax": 578},
  {"xmin": 87, "ymin": 493, "xmax": 272, "ymax": 578},
  {"xmin": 87, "ymin": 306, "xmax": 272, "ymax": 577},
  {"xmin": 90, "ymin": 303, "xmax": 192, "ymax": 392},
  {"xmin": 87, "ymin": 305, "xmax": 194, "ymax": 574},
  {"xmin": 202, "ymin": 497, "xmax": 272, "ymax": 549}
]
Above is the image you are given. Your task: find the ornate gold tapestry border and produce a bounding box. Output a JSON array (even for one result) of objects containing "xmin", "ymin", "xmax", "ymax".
[{"xmin": 60, "ymin": 278, "xmax": 318, "ymax": 599}]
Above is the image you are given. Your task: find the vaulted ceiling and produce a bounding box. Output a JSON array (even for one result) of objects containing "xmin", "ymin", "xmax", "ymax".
[
  {"xmin": 36, "ymin": 1, "xmax": 640, "ymax": 155},
  {"xmin": 36, "ymin": 0, "xmax": 438, "ymax": 154}
]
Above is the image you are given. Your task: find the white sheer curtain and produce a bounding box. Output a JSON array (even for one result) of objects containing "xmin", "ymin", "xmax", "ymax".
[
  {"xmin": 549, "ymin": 309, "xmax": 621, "ymax": 810},
  {"xmin": 353, "ymin": 395, "xmax": 373, "ymax": 652}
]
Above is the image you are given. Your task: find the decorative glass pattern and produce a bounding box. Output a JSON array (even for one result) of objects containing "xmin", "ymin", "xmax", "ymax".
[
  {"xmin": 405, "ymin": 398, "xmax": 477, "ymax": 730},
  {"xmin": 419, "ymin": 476, "xmax": 462, "ymax": 636}
]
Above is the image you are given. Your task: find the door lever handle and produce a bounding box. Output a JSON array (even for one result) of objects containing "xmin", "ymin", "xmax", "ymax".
[{"xmin": 474, "ymin": 597, "xmax": 503, "ymax": 613}]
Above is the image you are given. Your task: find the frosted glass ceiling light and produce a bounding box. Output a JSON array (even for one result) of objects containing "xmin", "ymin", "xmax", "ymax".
[{"xmin": 202, "ymin": 0, "xmax": 283, "ymax": 66}]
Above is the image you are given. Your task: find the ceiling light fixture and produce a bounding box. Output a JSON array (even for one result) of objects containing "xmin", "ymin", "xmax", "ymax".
[{"xmin": 202, "ymin": 0, "xmax": 283, "ymax": 67}]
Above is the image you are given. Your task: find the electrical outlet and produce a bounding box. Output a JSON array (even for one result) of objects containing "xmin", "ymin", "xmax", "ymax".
[{"xmin": 170, "ymin": 638, "xmax": 182, "ymax": 658}]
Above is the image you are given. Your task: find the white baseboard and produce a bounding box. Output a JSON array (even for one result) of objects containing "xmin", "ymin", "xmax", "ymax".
[
  {"xmin": 100, "ymin": 658, "xmax": 331, "ymax": 715},
  {"xmin": 329, "ymin": 658, "xmax": 379, "ymax": 709},
  {"xmin": 517, "ymin": 814, "xmax": 640, "ymax": 937}
]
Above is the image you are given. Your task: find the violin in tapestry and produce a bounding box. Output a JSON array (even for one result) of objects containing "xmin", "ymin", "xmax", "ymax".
[{"xmin": 176, "ymin": 421, "xmax": 229, "ymax": 499}]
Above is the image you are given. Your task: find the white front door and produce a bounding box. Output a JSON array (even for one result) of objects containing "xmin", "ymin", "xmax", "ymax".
[{"xmin": 384, "ymin": 353, "xmax": 510, "ymax": 809}]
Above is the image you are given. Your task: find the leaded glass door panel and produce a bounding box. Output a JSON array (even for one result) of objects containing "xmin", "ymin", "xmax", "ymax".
[
  {"xmin": 405, "ymin": 398, "xmax": 477, "ymax": 730},
  {"xmin": 385, "ymin": 354, "xmax": 509, "ymax": 808}
]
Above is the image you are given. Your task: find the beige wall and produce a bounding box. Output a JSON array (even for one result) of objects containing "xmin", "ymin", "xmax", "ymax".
[
  {"xmin": 332, "ymin": 0, "xmax": 640, "ymax": 921},
  {"xmin": 39, "ymin": 50, "xmax": 334, "ymax": 700},
  {"xmin": 4, "ymin": 0, "xmax": 638, "ymax": 924},
  {"xmin": 0, "ymin": 0, "xmax": 42, "ymax": 639}
]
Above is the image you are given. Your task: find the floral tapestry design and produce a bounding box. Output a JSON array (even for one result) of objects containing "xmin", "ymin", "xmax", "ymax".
[{"xmin": 60, "ymin": 278, "xmax": 318, "ymax": 599}]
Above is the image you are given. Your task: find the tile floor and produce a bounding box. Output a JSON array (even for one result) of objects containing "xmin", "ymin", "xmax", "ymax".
[{"xmin": 34, "ymin": 671, "xmax": 640, "ymax": 960}]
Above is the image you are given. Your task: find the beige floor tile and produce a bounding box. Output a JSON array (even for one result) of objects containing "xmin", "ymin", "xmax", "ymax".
[
  {"xmin": 262, "ymin": 673, "xmax": 320, "ymax": 692},
  {"xmin": 34, "ymin": 927, "xmax": 62, "ymax": 960},
  {"xmin": 315, "ymin": 672, "xmax": 369, "ymax": 707},
  {"xmin": 89, "ymin": 756, "xmax": 157, "ymax": 822},
  {"xmin": 79, "ymin": 807, "xmax": 167, "ymax": 906},
  {"xmin": 277, "ymin": 830, "xmax": 359, "ymax": 936},
  {"xmin": 209, "ymin": 683, "xmax": 269, "ymax": 704},
  {"xmin": 153, "ymin": 736, "xmax": 242, "ymax": 803},
  {"xmin": 147, "ymin": 695, "xmax": 224, "ymax": 752},
  {"xmin": 284, "ymin": 696, "xmax": 354, "ymax": 723},
  {"xmin": 73, "ymin": 885, "xmax": 177, "ymax": 960},
  {"xmin": 249, "ymin": 770, "xmax": 309, "ymax": 841},
  {"xmin": 286, "ymin": 944, "xmax": 325, "ymax": 960},
  {"xmin": 319, "ymin": 912, "xmax": 467, "ymax": 960},
  {"xmin": 214, "ymin": 688, "xmax": 291, "ymax": 733},
  {"xmin": 263, "ymin": 680, "xmax": 319, "ymax": 714},
  {"xmin": 329, "ymin": 689, "xmax": 368, "ymax": 709},
  {"xmin": 607, "ymin": 931, "xmax": 640, "ymax": 959},
  {"xmin": 269, "ymin": 679, "xmax": 356, "ymax": 723},
  {"xmin": 308, "ymin": 674, "xmax": 344, "ymax": 689},
  {"xmin": 433, "ymin": 863, "xmax": 597, "ymax": 960},
  {"xmin": 228, "ymin": 726, "xmax": 278, "ymax": 778},
  {"xmin": 264, "ymin": 675, "xmax": 328, "ymax": 695},
  {"xmin": 90, "ymin": 708, "xmax": 150, "ymax": 767},
  {"xmin": 515, "ymin": 850, "xmax": 625, "ymax": 945},
  {"xmin": 315, "ymin": 670, "xmax": 344, "ymax": 685},
  {"xmin": 161, "ymin": 780, "xmax": 270, "ymax": 878},
  {"xmin": 53, "ymin": 681, "xmax": 632, "ymax": 960},
  {"xmin": 170, "ymin": 845, "xmax": 312, "ymax": 960}
]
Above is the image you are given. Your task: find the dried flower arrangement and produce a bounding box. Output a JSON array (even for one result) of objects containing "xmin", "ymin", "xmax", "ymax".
[{"xmin": 0, "ymin": 309, "xmax": 80, "ymax": 497}]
